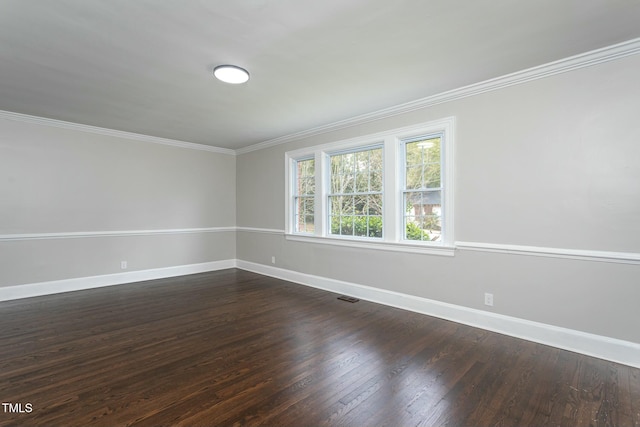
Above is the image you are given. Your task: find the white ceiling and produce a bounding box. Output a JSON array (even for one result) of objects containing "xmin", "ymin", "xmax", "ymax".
[{"xmin": 1, "ymin": 0, "xmax": 640, "ymax": 150}]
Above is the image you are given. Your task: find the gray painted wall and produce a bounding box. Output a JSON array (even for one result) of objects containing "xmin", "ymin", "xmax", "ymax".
[
  {"xmin": 0, "ymin": 118, "xmax": 236, "ymax": 286},
  {"xmin": 236, "ymin": 54, "xmax": 640, "ymax": 343},
  {"xmin": 1, "ymin": 51, "xmax": 638, "ymax": 347}
]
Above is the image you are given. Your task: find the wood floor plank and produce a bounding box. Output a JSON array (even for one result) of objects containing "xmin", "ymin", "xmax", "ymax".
[
  {"xmin": 0, "ymin": 268, "xmax": 638, "ymax": 426},
  {"xmin": 631, "ymin": 367, "xmax": 640, "ymax": 427}
]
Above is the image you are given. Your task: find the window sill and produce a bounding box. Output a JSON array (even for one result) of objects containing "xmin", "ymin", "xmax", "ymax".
[{"xmin": 285, "ymin": 233, "xmax": 456, "ymax": 256}]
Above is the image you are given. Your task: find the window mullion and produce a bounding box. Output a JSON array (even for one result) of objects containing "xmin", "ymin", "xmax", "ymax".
[
  {"xmin": 315, "ymin": 151, "xmax": 325, "ymax": 237},
  {"xmin": 383, "ymin": 136, "xmax": 399, "ymax": 242}
]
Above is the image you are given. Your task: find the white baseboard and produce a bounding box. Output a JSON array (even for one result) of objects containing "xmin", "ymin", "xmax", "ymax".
[
  {"xmin": 236, "ymin": 260, "xmax": 640, "ymax": 369},
  {"xmin": 0, "ymin": 260, "xmax": 236, "ymax": 302}
]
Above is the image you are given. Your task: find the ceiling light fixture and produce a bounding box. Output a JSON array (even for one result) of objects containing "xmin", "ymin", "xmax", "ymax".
[{"xmin": 213, "ymin": 65, "xmax": 250, "ymax": 84}]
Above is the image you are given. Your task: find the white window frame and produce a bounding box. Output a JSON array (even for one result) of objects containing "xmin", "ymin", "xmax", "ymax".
[
  {"xmin": 285, "ymin": 117, "xmax": 455, "ymax": 256},
  {"xmin": 291, "ymin": 156, "xmax": 315, "ymax": 234},
  {"xmin": 400, "ymin": 132, "xmax": 445, "ymax": 244},
  {"xmin": 326, "ymin": 144, "xmax": 385, "ymax": 240}
]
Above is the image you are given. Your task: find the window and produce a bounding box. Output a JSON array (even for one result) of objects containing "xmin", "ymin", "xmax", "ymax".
[
  {"xmin": 293, "ymin": 158, "xmax": 315, "ymax": 233},
  {"xmin": 329, "ymin": 146, "xmax": 383, "ymax": 238},
  {"xmin": 285, "ymin": 117, "xmax": 454, "ymax": 255},
  {"xmin": 403, "ymin": 135, "xmax": 442, "ymax": 242}
]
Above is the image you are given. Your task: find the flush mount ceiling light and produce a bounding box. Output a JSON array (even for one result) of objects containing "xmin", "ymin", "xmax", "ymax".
[{"xmin": 213, "ymin": 65, "xmax": 250, "ymax": 84}]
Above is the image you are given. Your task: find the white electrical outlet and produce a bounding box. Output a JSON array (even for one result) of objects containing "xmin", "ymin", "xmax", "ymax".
[
  {"xmin": 271, "ymin": 256, "xmax": 276, "ymax": 264},
  {"xmin": 121, "ymin": 261, "xmax": 128, "ymax": 270},
  {"xmin": 484, "ymin": 292, "xmax": 494, "ymax": 306}
]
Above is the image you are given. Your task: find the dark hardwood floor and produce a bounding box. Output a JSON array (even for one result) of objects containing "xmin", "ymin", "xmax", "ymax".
[{"xmin": 0, "ymin": 269, "xmax": 638, "ymax": 426}]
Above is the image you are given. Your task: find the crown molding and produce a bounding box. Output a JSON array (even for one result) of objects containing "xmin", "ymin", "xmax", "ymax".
[
  {"xmin": 0, "ymin": 110, "xmax": 235, "ymax": 155},
  {"xmin": 236, "ymin": 37, "xmax": 640, "ymax": 155},
  {"xmin": 3, "ymin": 38, "xmax": 638, "ymax": 156}
]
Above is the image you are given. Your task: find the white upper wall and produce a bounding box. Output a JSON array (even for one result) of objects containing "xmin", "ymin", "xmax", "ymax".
[{"xmin": 0, "ymin": 118, "xmax": 236, "ymax": 234}]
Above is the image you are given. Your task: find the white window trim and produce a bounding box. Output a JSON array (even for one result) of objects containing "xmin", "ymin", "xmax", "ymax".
[
  {"xmin": 285, "ymin": 117, "xmax": 455, "ymax": 256},
  {"xmin": 289, "ymin": 156, "xmax": 315, "ymax": 235}
]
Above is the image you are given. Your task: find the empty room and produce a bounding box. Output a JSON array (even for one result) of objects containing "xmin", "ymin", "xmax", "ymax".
[{"xmin": 1, "ymin": 1, "xmax": 639, "ymax": 426}]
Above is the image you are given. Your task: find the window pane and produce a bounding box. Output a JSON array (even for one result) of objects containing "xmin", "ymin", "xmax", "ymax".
[
  {"xmin": 370, "ymin": 148, "xmax": 382, "ymax": 166},
  {"xmin": 419, "ymin": 137, "xmax": 441, "ymax": 158},
  {"xmin": 303, "ymin": 197, "xmax": 314, "ymax": 215},
  {"xmin": 340, "ymin": 216, "xmax": 353, "ymax": 236},
  {"xmin": 405, "ymin": 144, "xmax": 422, "ymax": 175},
  {"xmin": 403, "ymin": 190, "xmax": 441, "ymax": 241},
  {"xmin": 354, "ymin": 194, "xmax": 367, "ymax": 215},
  {"xmin": 343, "ymin": 152, "xmax": 355, "ymax": 171},
  {"xmin": 329, "ymin": 215, "xmax": 338, "ymax": 234},
  {"xmin": 423, "ymin": 162, "xmax": 441, "ymax": 188},
  {"xmin": 355, "ymin": 170, "xmax": 368, "ymax": 192},
  {"xmin": 370, "ymin": 169, "xmax": 382, "ymax": 191},
  {"xmin": 332, "ymin": 172, "xmax": 354, "ymax": 194},
  {"xmin": 329, "ymin": 195, "xmax": 340, "ymax": 215},
  {"xmin": 342, "ymin": 196, "xmax": 354, "ymax": 215},
  {"xmin": 367, "ymin": 194, "xmax": 383, "ymax": 215},
  {"xmin": 328, "ymin": 146, "xmax": 383, "ymax": 238},
  {"xmin": 298, "ymin": 177, "xmax": 315, "ymax": 195},
  {"xmin": 295, "ymin": 196, "xmax": 315, "ymax": 233},
  {"xmin": 342, "ymin": 173, "xmax": 355, "ymax": 194},
  {"xmin": 405, "ymin": 165, "xmax": 422, "ymax": 190},
  {"xmin": 370, "ymin": 149, "xmax": 383, "ymax": 192},
  {"xmin": 297, "ymin": 158, "xmax": 314, "ymax": 175},
  {"xmin": 341, "ymin": 153, "xmax": 355, "ymax": 194},
  {"xmin": 403, "ymin": 136, "xmax": 442, "ymax": 242},
  {"xmin": 354, "ymin": 216, "xmax": 367, "ymax": 237},
  {"xmin": 330, "ymin": 172, "xmax": 340, "ymax": 194},
  {"xmin": 294, "ymin": 158, "xmax": 315, "ymax": 233},
  {"xmin": 355, "ymin": 151, "xmax": 369, "ymax": 173},
  {"xmin": 297, "ymin": 158, "xmax": 315, "ymax": 194},
  {"xmin": 330, "ymin": 157, "xmax": 341, "ymax": 193},
  {"xmin": 330, "ymin": 148, "xmax": 382, "ymax": 194},
  {"xmin": 329, "ymin": 195, "xmax": 355, "ymax": 216},
  {"xmin": 405, "ymin": 137, "xmax": 441, "ymax": 190},
  {"xmin": 368, "ymin": 216, "xmax": 383, "ymax": 237}
]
